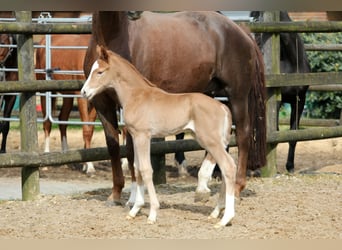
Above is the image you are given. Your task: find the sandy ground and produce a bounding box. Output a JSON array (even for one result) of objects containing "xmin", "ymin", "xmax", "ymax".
[{"xmin": 0, "ymin": 128, "xmax": 342, "ymax": 239}]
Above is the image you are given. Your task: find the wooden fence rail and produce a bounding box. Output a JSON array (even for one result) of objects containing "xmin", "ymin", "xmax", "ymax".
[
  {"xmin": 247, "ymin": 21, "xmax": 342, "ymax": 33},
  {"xmin": 1, "ymin": 12, "xmax": 342, "ymax": 200},
  {"xmin": 2, "ymin": 20, "xmax": 342, "ymax": 34},
  {"xmin": 1, "ymin": 71, "xmax": 341, "ymax": 93},
  {"xmin": 0, "ymin": 22, "xmax": 91, "ymax": 34},
  {"xmin": 1, "ymin": 124, "xmax": 342, "ymax": 168}
]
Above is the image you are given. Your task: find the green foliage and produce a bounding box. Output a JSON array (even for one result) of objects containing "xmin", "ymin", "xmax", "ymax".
[
  {"xmin": 302, "ymin": 32, "xmax": 342, "ymax": 119},
  {"xmin": 305, "ymin": 91, "xmax": 342, "ymax": 119}
]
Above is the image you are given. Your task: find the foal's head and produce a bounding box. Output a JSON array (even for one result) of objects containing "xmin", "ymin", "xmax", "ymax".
[
  {"xmin": 81, "ymin": 45, "xmax": 114, "ymax": 100},
  {"xmin": 82, "ymin": 45, "xmax": 156, "ymax": 100}
]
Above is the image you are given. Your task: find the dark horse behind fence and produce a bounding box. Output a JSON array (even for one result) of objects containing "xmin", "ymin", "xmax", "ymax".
[
  {"xmin": 250, "ymin": 11, "xmax": 311, "ymax": 173},
  {"xmin": 83, "ymin": 11, "xmax": 266, "ymax": 204},
  {"xmin": 0, "ymin": 34, "xmax": 18, "ymax": 153}
]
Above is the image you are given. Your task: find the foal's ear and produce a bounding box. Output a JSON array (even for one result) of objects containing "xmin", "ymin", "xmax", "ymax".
[{"xmin": 96, "ymin": 45, "xmax": 109, "ymax": 63}]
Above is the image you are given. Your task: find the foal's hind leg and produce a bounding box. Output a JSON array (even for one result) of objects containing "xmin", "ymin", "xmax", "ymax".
[
  {"xmin": 207, "ymin": 149, "xmax": 236, "ymax": 228},
  {"xmin": 195, "ymin": 153, "xmax": 217, "ymax": 202},
  {"xmin": 124, "ymin": 131, "xmax": 137, "ymax": 207}
]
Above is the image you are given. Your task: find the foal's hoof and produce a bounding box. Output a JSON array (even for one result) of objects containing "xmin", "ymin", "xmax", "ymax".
[
  {"xmin": 105, "ymin": 200, "xmax": 123, "ymax": 207},
  {"xmin": 85, "ymin": 169, "xmax": 96, "ymax": 177},
  {"xmin": 147, "ymin": 218, "xmax": 156, "ymax": 224},
  {"xmin": 125, "ymin": 201, "xmax": 134, "ymax": 208},
  {"xmin": 126, "ymin": 214, "xmax": 135, "ymax": 220},
  {"xmin": 213, "ymin": 221, "xmax": 232, "ymax": 229},
  {"xmin": 194, "ymin": 191, "xmax": 210, "ymax": 203}
]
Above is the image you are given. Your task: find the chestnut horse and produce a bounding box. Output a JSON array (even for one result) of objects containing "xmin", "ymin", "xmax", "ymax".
[
  {"xmin": 82, "ymin": 46, "xmax": 237, "ymax": 227},
  {"xmin": 36, "ymin": 34, "xmax": 97, "ymax": 173},
  {"xmin": 83, "ymin": 11, "xmax": 266, "ymax": 204},
  {"xmin": 0, "ymin": 34, "xmax": 18, "ymax": 153},
  {"xmin": 250, "ymin": 11, "xmax": 311, "ymax": 172}
]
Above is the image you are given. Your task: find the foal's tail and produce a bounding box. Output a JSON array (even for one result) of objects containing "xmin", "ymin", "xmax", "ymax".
[{"xmin": 248, "ymin": 41, "xmax": 267, "ymax": 170}]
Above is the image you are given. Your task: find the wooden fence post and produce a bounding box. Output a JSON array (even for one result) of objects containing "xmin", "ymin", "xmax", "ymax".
[
  {"xmin": 262, "ymin": 11, "xmax": 281, "ymax": 177},
  {"xmin": 151, "ymin": 138, "xmax": 166, "ymax": 184},
  {"xmin": 16, "ymin": 11, "xmax": 40, "ymax": 200}
]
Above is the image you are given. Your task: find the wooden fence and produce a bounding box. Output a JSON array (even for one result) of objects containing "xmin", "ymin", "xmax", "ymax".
[{"xmin": 1, "ymin": 11, "xmax": 342, "ymax": 200}]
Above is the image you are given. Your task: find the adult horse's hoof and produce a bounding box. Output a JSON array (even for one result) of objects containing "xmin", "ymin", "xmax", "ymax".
[{"xmin": 194, "ymin": 191, "xmax": 210, "ymax": 203}]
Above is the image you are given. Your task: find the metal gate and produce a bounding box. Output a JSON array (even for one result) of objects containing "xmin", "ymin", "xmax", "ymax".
[{"xmin": 0, "ymin": 12, "xmax": 112, "ymax": 126}]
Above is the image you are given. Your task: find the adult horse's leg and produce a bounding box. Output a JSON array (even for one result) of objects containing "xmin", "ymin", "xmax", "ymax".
[
  {"xmin": 84, "ymin": 39, "xmax": 126, "ymax": 204},
  {"xmin": 230, "ymin": 98, "xmax": 251, "ymax": 195},
  {"xmin": 91, "ymin": 95, "xmax": 124, "ymax": 205},
  {"xmin": 40, "ymin": 94, "xmax": 56, "ymax": 153},
  {"xmin": 58, "ymin": 97, "xmax": 74, "ymax": 152},
  {"xmin": 77, "ymin": 96, "xmax": 97, "ymax": 174},
  {"xmin": 0, "ymin": 95, "xmax": 16, "ymax": 153},
  {"xmin": 286, "ymin": 94, "xmax": 306, "ymax": 173},
  {"xmin": 0, "ymin": 119, "xmax": 8, "ymax": 153}
]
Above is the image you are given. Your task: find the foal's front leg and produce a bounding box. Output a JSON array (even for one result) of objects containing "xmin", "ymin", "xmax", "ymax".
[
  {"xmin": 127, "ymin": 170, "xmax": 145, "ymax": 219},
  {"xmin": 127, "ymin": 134, "xmax": 160, "ymax": 224}
]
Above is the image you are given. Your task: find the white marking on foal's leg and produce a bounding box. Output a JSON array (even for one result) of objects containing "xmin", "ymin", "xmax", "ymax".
[
  {"xmin": 215, "ymin": 194, "xmax": 235, "ymax": 228},
  {"xmin": 127, "ymin": 184, "xmax": 145, "ymax": 220},
  {"xmin": 126, "ymin": 181, "xmax": 137, "ymax": 207},
  {"xmin": 209, "ymin": 179, "xmax": 226, "ymax": 220},
  {"xmin": 145, "ymin": 181, "xmax": 160, "ymax": 224},
  {"xmin": 195, "ymin": 158, "xmax": 216, "ymax": 202},
  {"xmin": 211, "ymin": 153, "xmax": 236, "ymax": 228}
]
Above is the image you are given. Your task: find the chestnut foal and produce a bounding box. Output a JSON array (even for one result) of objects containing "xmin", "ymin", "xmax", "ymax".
[{"xmin": 81, "ymin": 46, "xmax": 237, "ymax": 228}]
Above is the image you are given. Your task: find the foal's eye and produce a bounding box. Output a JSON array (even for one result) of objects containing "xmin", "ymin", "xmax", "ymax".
[{"xmin": 97, "ymin": 71, "xmax": 103, "ymax": 76}]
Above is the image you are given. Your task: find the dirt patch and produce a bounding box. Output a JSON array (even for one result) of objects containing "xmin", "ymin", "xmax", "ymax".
[{"xmin": 0, "ymin": 129, "xmax": 341, "ymax": 239}]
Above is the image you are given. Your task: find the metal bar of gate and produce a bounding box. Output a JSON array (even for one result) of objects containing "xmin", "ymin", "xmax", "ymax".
[
  {"xmin": 0, "ymin": 14, "xmax": 105, "ymax": 126},
  {"xmin": 37, "ymin": 13, "xmax": 101, "ymax": 127}
]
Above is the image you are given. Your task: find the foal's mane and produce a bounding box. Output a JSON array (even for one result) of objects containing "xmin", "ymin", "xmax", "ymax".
[{"xmin": 109, "ymin": 50, "xmax": 157, "ymax": 88}]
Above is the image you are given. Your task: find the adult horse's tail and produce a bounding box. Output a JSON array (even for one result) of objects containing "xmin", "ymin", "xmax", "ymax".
[{"xmin": 248, "ymin": 40, "xmax": 267, "ymax": 170}]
